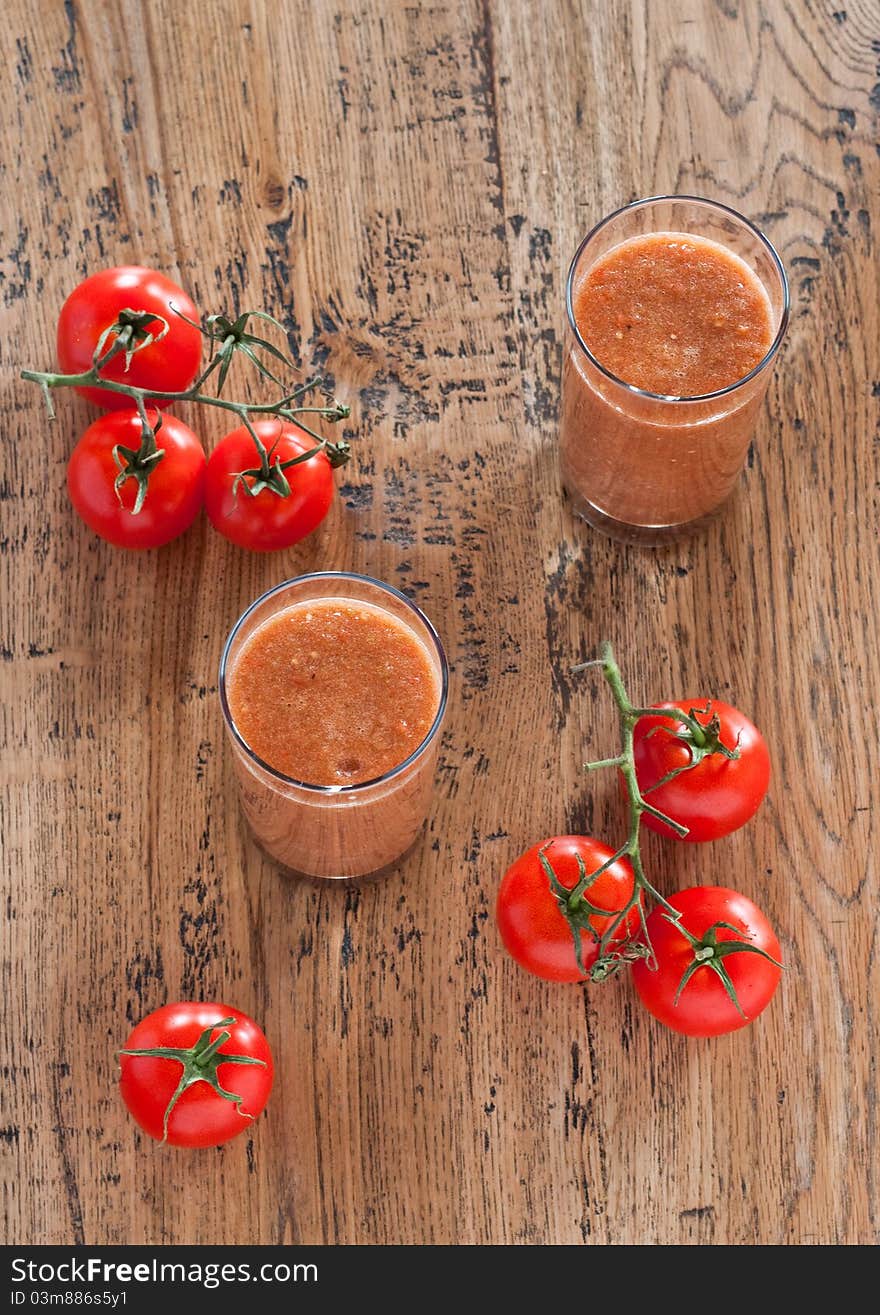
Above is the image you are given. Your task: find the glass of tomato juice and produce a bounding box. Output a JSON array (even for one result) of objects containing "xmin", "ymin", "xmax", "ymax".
[
  {"xmin": 219, "ymin": 572, "xmax": 449, "ymax": 880},
  {"xmin": 560, "ymin": 195, "xmax": 790, "ymax": 542}
]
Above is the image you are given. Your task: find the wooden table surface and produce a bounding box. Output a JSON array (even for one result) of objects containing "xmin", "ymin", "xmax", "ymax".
[{"xmin": 2, "ymin": 0, "xmax": 878, "ymax": 1247}]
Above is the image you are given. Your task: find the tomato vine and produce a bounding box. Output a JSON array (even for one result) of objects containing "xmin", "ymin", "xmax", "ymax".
[
  {"xmin": 22, "ymin": 303, "xmax": 351, "ymax": 513},
  {"xmin": 568, "ymin": 641, "xmax": 781, "ymax": 1007}
]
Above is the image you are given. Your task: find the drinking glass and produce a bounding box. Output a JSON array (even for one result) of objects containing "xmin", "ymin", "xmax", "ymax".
[
  {"xmin": 219, "ymin": 572, "xmax": 449, "ymax": 879},
  {"xmin": 560, "ymin": 195, "xmax": 790, "ymax": 542}
]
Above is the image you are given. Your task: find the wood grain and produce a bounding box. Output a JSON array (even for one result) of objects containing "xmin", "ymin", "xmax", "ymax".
[{"xmin": 1, "ymin": 0, "xmax": 878, "ymax": 1245}]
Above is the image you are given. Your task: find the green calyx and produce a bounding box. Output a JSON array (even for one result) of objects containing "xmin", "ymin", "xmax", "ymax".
[
  {"xmin": 112, "ymin": 407, "xmax": 165, "ymax": 515},
  {"xmin": 641, "ymin": 705, "xmax": 741, "ymax": 796},
  {"xmin": 669, "ymin": 918, "xmax": 784, "ymax": 1018},
  {"xmin": 119, "ymin": 1016, "xmax": 267, "ymax": 1143},
  {"xmin": 187, "ymin": 308, "xmax": 295, "ymax": 395},
  {"xmin": 95, "ymin": 308, "xmax": 169, "ymax": 372},
  {"xmin": 232, "ymin": 412, "xmax": 350, "ymax": 502},
  {"xmin": 539, "ymin": 844, "xmax": 635, "ymax": 981},
  {"xmin": 231, "ymin": 442, "xmax": 294, "ymax": 500}
]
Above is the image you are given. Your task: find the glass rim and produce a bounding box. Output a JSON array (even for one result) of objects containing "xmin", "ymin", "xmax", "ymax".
[
  {"xmin": 565, "ymin": 193, "xmax": 791, "ymax": 403},
  {"xmin": 219, "ymin": 571, "xmax": 449, "ymax": 795}
]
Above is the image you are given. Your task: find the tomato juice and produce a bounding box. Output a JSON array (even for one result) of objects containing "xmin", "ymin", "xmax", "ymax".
[
  {"xmin": 572, "ymin": 232, "xmax": 773, "ymax": 398},
  {"xmin": 226, "ymin": 599, "xmax": 440, "ymax": 787},
  {"xmin": 560, "ymin": 197, "xmax": 789, "ymax": 540},
  {"xmin": 220, "ymin": 574, "xmax": 448, "ymax": 879}
]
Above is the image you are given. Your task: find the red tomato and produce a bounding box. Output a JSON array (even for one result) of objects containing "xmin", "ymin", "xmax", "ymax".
[
  {"xmin": 67, "ymin": 409, "xmax": 205, "ymax": 549},
  {"xmin": 57, "ymin": 266, "xmax": 202, "ymax": 409},
  {"xmin": 496, "ymin": 836, "xmax": 640, "ymax": 982},
  {"xmin": 632, "ymin": 699, "xmax": 770, "ymax": 841},
  {"xmin": 119, "ymin": 1003, "xmax": 274, "ymax": 1148},
  {"xmin": 632, "ymin": 886, "xmax": 782, "ymax": 1037},
  {"xmin": 204, "ymin": 419, "xmax": 334, "ymax": 551}
]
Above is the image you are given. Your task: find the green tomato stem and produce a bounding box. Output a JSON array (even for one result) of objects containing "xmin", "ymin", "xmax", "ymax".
[
  {"xmin": 20, "ymin": 366, "xmax": 348, "ymax": 435},
  {"xmin": 572, "ymin": 642, "xmax": 695, "ymax": 979}
]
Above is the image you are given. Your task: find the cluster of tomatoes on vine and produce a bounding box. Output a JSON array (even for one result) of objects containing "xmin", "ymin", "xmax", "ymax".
[
  {"xmin": 496, "ymin": 644, "xmax": 783, "ymax": 1038},
  {"xmin": 35, "ymin": 265, "xmax": 351, "ymax": 552}
]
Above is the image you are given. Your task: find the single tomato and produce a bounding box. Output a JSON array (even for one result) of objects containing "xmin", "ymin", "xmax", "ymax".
[
  {"xmin": 204, "ymin": 419, "xmax": 334, "ymax": 551},
  {"xmin": 632, "ymin": 699, "xmax": 770, "ymax": 841},
  {"xmin": 632, "ymin": 886, "xmax": 782, "ymax": 1037},
  {"xmin": 57, "ymin": 265, "xmax": 202, "ymax": 409},
  {"xmin": 119, "ymin": 1002, "xmax": 273, "ymax": 1148},
  {"xmin": 496, "ymin": 835, "xmax": 640, "ymax": 983},
  {"xmin": 67, "ymin": 408, "xmax": 205, "ymax": 549}
]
